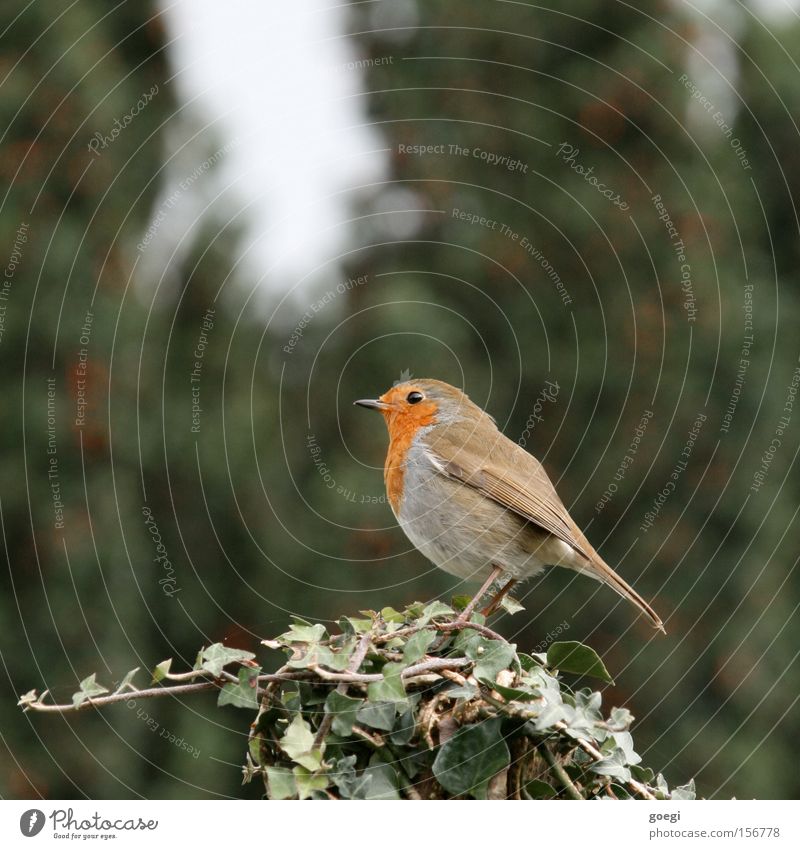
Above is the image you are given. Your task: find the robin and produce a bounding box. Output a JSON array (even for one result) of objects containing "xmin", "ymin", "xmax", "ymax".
[{"xmin": 355, "ymin": 378, "xmax": 664, "ymax": 632}]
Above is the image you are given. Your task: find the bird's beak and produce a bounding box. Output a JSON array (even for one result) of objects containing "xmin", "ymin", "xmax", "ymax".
[{"xmin": 354, "ymin": 398, "xmax": 390, "ymax": 411}]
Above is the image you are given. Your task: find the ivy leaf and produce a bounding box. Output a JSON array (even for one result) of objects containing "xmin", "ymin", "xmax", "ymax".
[
  {"xmin": 266, "ymin": 766, "xmax": 296, "ymax": 800},
  {"xmin": 433, "ymin": 718, "xmax": 510, "ymax": 799},
  {"xmin": 499, "ymin": 595, "xmax": 525, "ymax": 615},
  {"xmin": 152, "ymin": 659, "xmax": 172, "ymax": 683},
  {"xmin": 523, "ymin": 779, "xmax": 557, "ymax": 799},
  {"xmin": 72, "ymin": 674, "xmax": 109, "ymax": 708},
  {"xmin": 114, "ymin": 668, "xmax": 140, "ymax": 694},
  {"xmin": 389, "ymin": 708, "xmax": 416, "ymax": 745},
  {"xmin": 17, "ymin": 690, "xmax": 39, "ymax": 708},
  {"xmin": 612, "ymin": 731, "xmax": 641, "ymax": 765},
  {"xmin": 467, "ymin": 637, "xmax": 516, "ymax": 682},
  {"xmin": 279, "ymin": 622, "xmax": 327, "ymax": 645},
  {"xmin": 324, "ymin": 691, "xmax": 363, "ymax": 737},
  {"xmin": 416, "ymin": 601, "xmax": 454, "ymax": 626},
  {"xmin": 403, "ymin": 630, "xmax": 435, "ymax": 665},
  {"xmin": 367, "ymin": 662, "xmax": 407, "ymax": 704},
  {"xmin": 485, "ymin": 682, "xmax": 539, "ymax": 702},
  {"xmin": 333, "ymin": 756, "xmax": 400, "ymax": 800},
  {"xmin": 293, "ymin": 765, "xmax": 329, "ymax": 799},
  {"xmin": 547, "ymin": 641, "xmax": 614, "ymax": 684},
  {"xmin": 356, "ymin": 700, "xmax": 396, "ymax": 731},
  {"xmin": 218, "ymin": 667, "xmax": 261, "ymax": 709},
  {"xmin": 591, "ymin": 748, "xmax": 631, "ymax": 782},
  {"xmin": 200, "ymin": 644, "xmax": 256, "ymax": 677},
  {"xmin": 380, "ymin": 606, "xmax": 405, "ymax": 624},
  {"xmin": 278, "ymin": 714, "xmax": 323, "ymax": 771},
  {"xmin": 670, "ymin": 779, "xmax": 696, "ymax": 800}
]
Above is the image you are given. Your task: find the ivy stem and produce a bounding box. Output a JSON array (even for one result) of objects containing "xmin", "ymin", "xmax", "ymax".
[{"xmin": 538, "ymin": 743, "xmax": 583, "ymax": 800}]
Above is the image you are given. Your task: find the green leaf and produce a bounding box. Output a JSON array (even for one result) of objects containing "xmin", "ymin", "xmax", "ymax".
[
  {"xmin": 293, "ymin": 765, "xmax": 329, "ymax": 799},
  {"xmin": 278, "ymin": 714, "xmax": 323, "ymax": 771},
  {"xmin": 17, "ymin": 689, "xmax": 38, "ymax": 708},
  {"xmin": 670, "ymin": 779, "xmax": 696, "ymax": 800},
  {"xmin": 266, "ymin": 766, "xmax": 296, "ymax": 800},
  {"xmin": 432, "ymin": 717, "xmax": 510, "ymax": 798},
  {"xmin": 333, "ymin": 756, "xmax": 400, "ymax": 800},
  {"xmin": 451, "ymin": 594, "xmax": 472, "ymax": 611},
  {"xmin": 523, "ymin": 779, "xmax": 557, "ymax": 799},
  {"xmin": 280, "ymin": 623, "xmax": 327, "ymax": 645},
  {"xmin": 380, "ymin": 606, "xmax": 406, "ymax": 624},
  {"xmin": 113, "ymin": 668, "xmax": 140, "ymax": 694},
  {"xmin": 402, "ymin": 629, "xmax": 436, "ymax": 665},
  {"xmin": 547, "ymin": 641, "xmax": 614, "ymax": 684},
  {"xmin": 485, "ymin": 681, "xmax": 539, "ymax": 702},
  {"xmin": 389, "ymin": 708, "xmax": 416, "ymax": 745},
  {"xmin": 200, "ymin": 644, "xmax": 256, "ymax": 677},
  {"xmin": 152, "ymin": 659, "xmax": 172, "ymax": 683},
  {"xmin": 417, "ymin": 600, "xmax": 454, "ymax": 625},
  {"xmin": 344, "ymin": 616, "xmax": 372, "ymax": 634},
  {"xmin": 72, "ymin": 674, "xmax": 109, "ymax": 708},
  {"xmin": 367, "ymin": 662, "xmax": 407, "ymax": 703},
  {"xmin": 218, "ymin": 667, "xmax": 261, "ymax": 709},
  {"xmin": 499, "ymin": 594, "xmax": 525, "ymax": 615},
  {"xmin": 467, "ymin": 637, "xmax": 516, "ymax": 682},
  {"xmin": 356, "ymin": 700, "xmax": 396, "ymax": 731},
  {"xmin": 591, "ymin": 748, "xmax": 631, "ymax": 782},
  {"xmin": 612, "ymin": 731, "xmax": 641, "ymax": 766},
  {"xmin": 324, "ymin": 691, "xmax": 363, "ymax": 737}
]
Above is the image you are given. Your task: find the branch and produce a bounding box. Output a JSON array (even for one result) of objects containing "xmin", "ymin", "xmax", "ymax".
[{"xmin": 538, "ymin": 742, "xmax": 583, "ymax": 800}]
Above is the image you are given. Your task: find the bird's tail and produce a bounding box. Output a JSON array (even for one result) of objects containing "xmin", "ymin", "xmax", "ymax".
[{"xmin": 575, "ymin": 554, "xmax": 665, "ymax": 634}]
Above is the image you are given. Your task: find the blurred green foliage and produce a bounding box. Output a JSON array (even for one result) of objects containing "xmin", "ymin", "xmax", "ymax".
[{"xmin": 1, "ymin": 0, "xmax": 799, "ymax": 799}]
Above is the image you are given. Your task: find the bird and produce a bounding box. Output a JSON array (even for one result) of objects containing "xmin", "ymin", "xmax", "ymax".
[{"xmin": 354, "ymin": 378, "xmax": 664, "ymax": 632}]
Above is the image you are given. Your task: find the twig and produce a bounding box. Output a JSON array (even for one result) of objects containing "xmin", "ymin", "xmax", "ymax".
[
  {"xmin": 433, "ymin": 620, "xmax": 509, "ymax": 643},
  {"xmin": 538, "ymin": 742, "xmax": 583, "ymax": 800},
  {"xmin": 313, "ymin": 627, "xmax": 375, "ymax": 748},
  {"xmin": 20, "ymin": 681, "xmax": 219, "ymax": 713}
]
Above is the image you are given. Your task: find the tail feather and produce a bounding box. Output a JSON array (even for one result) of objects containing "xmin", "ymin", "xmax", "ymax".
[{"xmin": 574, "ymin": 554, "xmax": 665, "ymax": 634}]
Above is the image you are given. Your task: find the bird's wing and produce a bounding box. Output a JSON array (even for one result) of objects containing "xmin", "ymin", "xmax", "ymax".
[{"xmin": 425, "ymin": 422, "xmax": 590, "ymax": 560}]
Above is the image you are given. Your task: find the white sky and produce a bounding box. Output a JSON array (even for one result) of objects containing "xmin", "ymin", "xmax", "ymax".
[{"xmin": 159, "ymin": 0, "xmax": 388, "ymax": 296}]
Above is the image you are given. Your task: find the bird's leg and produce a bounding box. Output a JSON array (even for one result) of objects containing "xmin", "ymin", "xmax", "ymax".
[
  {"xmin": 457, "ymin": 564, "xmax": 504, "ymax": 622},
  {"xmin": 481, "ymin": 577, "xmax": 518, "ymax": 617}
]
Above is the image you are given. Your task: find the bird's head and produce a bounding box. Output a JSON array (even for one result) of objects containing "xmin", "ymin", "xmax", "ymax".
[{"xmin": 354, "ymin": 379, "xmax": 486, "ymax": 437}]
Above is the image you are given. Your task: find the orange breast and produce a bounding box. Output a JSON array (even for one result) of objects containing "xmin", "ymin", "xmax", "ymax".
[{"xmin": 384, "ymin": 410, "xmax": 436, "ymax": 513}]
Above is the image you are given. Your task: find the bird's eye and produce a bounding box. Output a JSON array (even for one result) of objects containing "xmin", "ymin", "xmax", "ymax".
[{"xmin": 406, "ymin": 391, "xmax": 424, "ymax": 404}]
